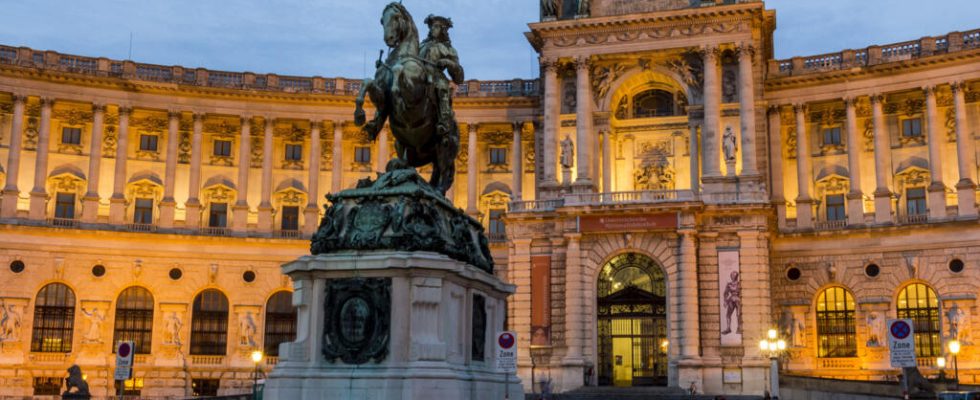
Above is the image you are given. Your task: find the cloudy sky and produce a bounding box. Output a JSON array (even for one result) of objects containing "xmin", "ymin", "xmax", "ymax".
[{"xmin": 3, "ymin": 1, "xmax": 976, "ymax": 80}]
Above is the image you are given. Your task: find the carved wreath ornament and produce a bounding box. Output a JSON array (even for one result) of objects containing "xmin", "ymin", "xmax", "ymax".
[{"xmin": 322, "ymin": 277, "xmax": 391, "ymax": 364}]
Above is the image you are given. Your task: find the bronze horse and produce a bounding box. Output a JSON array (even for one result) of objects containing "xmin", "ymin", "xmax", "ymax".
[{"xmin": 354, "ymin": 2, "xmax": 459, "ymax": 195}]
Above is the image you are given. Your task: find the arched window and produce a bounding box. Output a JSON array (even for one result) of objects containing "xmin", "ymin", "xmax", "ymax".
[
  {"xmin": 815, "ymin": 286, "xmax": 856, "ymax": 357},
  {"xmin": 31, "ymin": 283, "xmax": 76, "ymax": 352},
  {"xmin": 897, "ymin": 283, "xmax": 941, "ymax": 357},
  {"xmin": 632, "ymin": 89, "xmax": 674, "ymax": 118},
  {"xmin": 190, "ymin": 289, "xmax": 229, "ymax": 356},
  {"xmin": 113, "ymin": 287, "xmax": 154, "ymax": 354},
  {"xmin": 263, "ymin": 291, "xmax": 296, "ymax": 357}
]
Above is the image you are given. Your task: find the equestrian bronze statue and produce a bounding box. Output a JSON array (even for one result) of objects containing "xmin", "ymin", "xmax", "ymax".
[{"xmin": 354, "ymin": 3, "xmax": 464, "ymax": 196}]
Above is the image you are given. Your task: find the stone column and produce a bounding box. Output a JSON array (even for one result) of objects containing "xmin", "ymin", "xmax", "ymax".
[
  {"xmin": 794, "ymin": 104, "xmax": 814, "ymax": 229},
  {"xmin": 158, "ymin": 110, "xmax": 180, "ymax": 228},
  {"xmin": 258, "ymin": 117, "xmax": 275, "ymax": 233},
  {"xmin": 952, "ymin": 82, "xmax": 977, "ymax": 217},
  {"xmin": 28, "ymin": 97, "xmax": 53, "ymax": 220},
  {"xmin": 768, "ymin": 106, "xmax": 786, "ymax": 227},
  {"xmin": 871, "ymin": 95, "xmax": 893, "ymax": 224},
  {"xmin": 737, "ymin": 43, "xmax": 758, "ymax": 176},
  {"xmin": 678, "ymin": 229, "xmax": 700, "ymax": 359},
  {"xmin": 232, "ymin": 115, "xmax": 251, "ymax": 233},
  {"xmin": 512, "ymin": 122, "xmax": 523, "ymax": 201},
  {"xmin": 81, "ymin": 103, "xmax": 105, "ymax": 222},
  {"xmin": 701, "ymin": 47, "xmax": 721, "ymax": 178},
  {"xmin": 184, "ymin": 113, "xmax": 204, "ymax": 228},
  {"xmin": 563, "ymin": 234, "xmax": 584, "ymax": 363},
  {"xmin": 601, "ymin": 130, "xmax": 612, "ymax": 192},
  {"xmin": 924, "ymin": 86, "xmax": 947, "ymax": 220},
  {"xmin": 541, "ymin": 58, "xmax": 560, "ymax": 187},
  {"xmin": 844, "ymin": 97, "xmax": 864, "ymax": 225},
  {"xmin": 108, "ymin": 106, "xmax": 131, "ymax": 224},
  {"xmin": 574, "ymin": 57, "xmax": 594, "ymax": 188},
  {"xmin": 332, "ymin": 120, "xmax": 343, "ymax": 192},
  {"xmin": 689, "ymin": 122, "xmax": 700, "ymax": 194},
  {"xmin": 466, "ymin": 123, "xmax": 479, "ymax": 215},
  {"xmin": 1, "ymin": 94, "xmax": 25, "ymax": 218},
  {"xmin": 377, "ymin": 126, "xmax": 389, "ymax": 172},
  {"xmin": 304, "ymin": 120, "xmax": 322, "ymax": 235}
]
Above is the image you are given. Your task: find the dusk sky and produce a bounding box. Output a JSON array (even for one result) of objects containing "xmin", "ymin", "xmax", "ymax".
[{"xmin": 3, "ymin": 0, "xmax": 976, "ymax": 80}]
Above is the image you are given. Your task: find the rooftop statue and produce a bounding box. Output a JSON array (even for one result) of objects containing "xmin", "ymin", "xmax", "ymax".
[{"xmin": 354, "ymin": 2, "xmax": 461, "ymax": 196}]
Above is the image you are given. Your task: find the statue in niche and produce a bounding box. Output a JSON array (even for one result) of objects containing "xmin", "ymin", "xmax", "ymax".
[
  {"xmin": 80, "ymin": 307, "xmax": 105, "ymax": 343},
  {"xmin": 723, "ymin": 125, "xmax": 737, "ymax": 162},
  {"xmin": 540, "ymin": 0, "xmax": 558, "ymax": 19},
  {"xmin": 0, "ymin": 302, "xmax": 22, "ymax": 342},
  {"xmin": 778, "ymin": 309, "xmax": 797, "ymax": 346},
  {"xmin": 239, "ymin": 311, "xmax": 257, "ymax": 347},
  {"xmin": 560, "ymin": 135, "xmax": 575, "ymax": 169},
  {"xmin": 62, "ymin": 365, "xmax": 91, "ymax": 399},
  {"xmin": 866, "ymin": 311, "xmax": 884, "ymax": 347},
  {"xmin": 720, "ymin": 271, "xmax": 742, "ymax": 335},
  {"xmin": 163, "ymin": 312, "xmax": 182, "ymax": 345},
  {"xmin": 947, "ymin": 304, "xmax": 970, "ymax": 343}
]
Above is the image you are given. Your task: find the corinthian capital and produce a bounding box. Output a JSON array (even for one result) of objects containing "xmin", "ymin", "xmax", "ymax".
[
  {"xmin": 735, "ymin": 42, "xmax": 755, "ymax": 59},
  {"xmin": 699, "ymin": 45, "xmax": 720, "ymax": 62},
  {"xmin": 793, "ymin": 103, "xmax": 808, "ymax": 114},
  {"xmin": 539, "ymin": 57, "xmax": 559, "ymax": 73},
  {"xmin": 573, "ymin": 56, "xmax": 592, "ymax": 71}
]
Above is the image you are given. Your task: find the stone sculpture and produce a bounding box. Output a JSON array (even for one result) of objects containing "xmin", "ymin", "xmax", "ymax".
[
  {"xmin": 723, "ymin": 125, "xmax": 737, "ymax": 162},
  {"xmin": 62, "ymin": 365, "xmax": 91, "ymax": 399},
  {"xmin": 560, "ymin": 135, "xmax": 575, "ymax": 169},
  {"xmin": 720, "ymin": 271, "xmax": 742, "ymax": 335},
  {"xmin": 866, "ymin": 311, "xmax": 884, "ymax": 347},
  {"xmin": 0, "ymin": 302, "xmax": 22, "ymax": 341},
  {"xmin": 947, "ymin": 304, "xmax": 969, "ymax": 343},
  {"xmin": 80, "ymin": 307, "xmax": 104, "ymax": 344},
  {"xmin": 163, "ymin": 311, "xmax": 182, "ymax": 345},
  {"xmin": 541, "ymin": 0, "xmax": 558, "ymax": 19},
  {"xmin": 322, "ymin": 278, "xmax": 391, "ymax": 364},
  {"xmin": 353, "ymin": 2, "xmax": 460, "ymax": 195},
  {"xmin": 239, "ymin": 311, "xmax": 257, "ymax": 347}
]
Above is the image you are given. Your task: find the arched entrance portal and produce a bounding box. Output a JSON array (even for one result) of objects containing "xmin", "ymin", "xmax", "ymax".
[{"xmin": 597, "ymin": 253, "xmax": 668, "ymax": 387}]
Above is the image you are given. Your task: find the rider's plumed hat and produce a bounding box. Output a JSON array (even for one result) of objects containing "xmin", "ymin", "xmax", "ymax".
[{"xmin": 424, "ymin": 14, "xmax": 453, "ymax": 28}]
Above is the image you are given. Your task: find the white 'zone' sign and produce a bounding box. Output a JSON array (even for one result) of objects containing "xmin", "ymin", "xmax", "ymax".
[
  {"xmin": 887, "ymin": 319, "xmax": 916, "ymax": 368},
  {"xmin": 496, "ymin": 331, "xmax": 517, "ymax": 372},
  {"xmin": 114, "ymin": 341, "xmax": 135, "ymax": 381}
]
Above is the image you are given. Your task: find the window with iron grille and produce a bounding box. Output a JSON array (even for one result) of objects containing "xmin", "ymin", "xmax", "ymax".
[
  {"xmin": 31, "ymin": 283, "xmax": 76, "ymax": 353},
  {"xmin": 489, "ymin": 147, "xmax": 507, "ymax": 166},
  {"xmin": 815, "ymin": 286, "xmax": 856, "ymax": 357},
  {"xmin": 55, "ymin": 193, "xmax": 75, "ymax": 219},
  {"xmin": 354, "ymin": 146, "xmax": 371, "ymax": 164},
  {"xmin": 280, "ymin": 206, "xmax": 299, "ymax": 231},
  {"xmin": 906, "ymin": 187, "xmax": 927, "ymax": 216},
  {"xmin": 897, "ymin": 283, "xmax": 941, "ymax": 357},
  {"xmin": 822, "ymin": 127, "xmax": 842, "ymax": 145},
  {"xmin": 902, "ymin": 118, "xmax": 922, "ymax": 138},
  {"xmin": 213, "ymin": 139, "xmax": 232, "ymax": 157},
  {"xmin": 113, "ymin": 286, "xmax": 154, "ymax": 354},
  {"xmin": 825, "ymin": 194, "xmax": 845, "ymax": 221},
  {"xmin": 134, "ymin": 198, "xmax": 153, "ymax": 224},
  {"xmin": 61, "ymin": 127, "xmax": 81, "ymax": 145},
  {"xmin": 190, "ymin": 289, "xmax": 229, "ymax": 355},
  {"xmin": 33, "ymin": 377, "xmax": 62, "ymax": 395},
  {"xmin": 208, "ymin": 203, "xmax": 228, "ymax": 228},
  {"xmin": 192, "ymin": 379, "xmax": 220, "ymax": 396},
  {"xmin": 264, "ymin": 291, "xmax": 297, "ymax": 357},
  {"xmin": 285, "ymin": 143, "xmax": 303, "ymax": 161},
  {"xmin": 139, "ymin": 134, "xmax": 158, "ymax": 151}
]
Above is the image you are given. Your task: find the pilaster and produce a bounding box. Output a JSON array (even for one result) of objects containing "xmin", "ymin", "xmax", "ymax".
[{"xmin": 28, "ymin": 97, "xmax": 53, "ymax": 220}]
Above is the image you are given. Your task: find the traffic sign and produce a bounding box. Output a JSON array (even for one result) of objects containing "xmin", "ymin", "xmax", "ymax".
[
  {"xmin": 888, "ymin": 319, "xmax": 916, "ymax": 368},
  {"xmin": 496, "ymin": 331, "xmax": 517, "ymax": 372},
  {"xmin": 114, "ymin": 341, "xmax": 134, "ymax": 381}
]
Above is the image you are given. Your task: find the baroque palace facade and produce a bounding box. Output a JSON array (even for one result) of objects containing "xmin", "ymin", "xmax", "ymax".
[{"xmin": 0, "ymin": 0, "xmax": 978, "ymax": 397}]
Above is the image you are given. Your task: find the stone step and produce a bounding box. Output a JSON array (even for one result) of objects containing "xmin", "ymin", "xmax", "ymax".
[{"xmin": 525, "ymin": 386, "xmax": 765, "ymax": 400}]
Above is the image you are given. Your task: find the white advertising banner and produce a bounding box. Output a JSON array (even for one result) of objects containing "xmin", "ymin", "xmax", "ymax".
[{"xmin": 718, "ymin": 250, "xmax": 742, "ymax": 346}]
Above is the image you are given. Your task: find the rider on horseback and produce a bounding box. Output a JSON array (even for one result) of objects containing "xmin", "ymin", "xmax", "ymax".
[{"xmin": 420, "ymin": 14, "xmax": 464, "ymax": 140}]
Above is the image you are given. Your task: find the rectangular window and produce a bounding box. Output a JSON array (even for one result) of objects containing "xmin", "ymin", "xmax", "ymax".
[
  {"xmin": 354, "ymin": 146, "xmax": 371, "ymax": 164},
  {"xmin": 902, "ymin": 118, "xmax": 922, "ymax": 138},
  {"xmin": 488, "ymin": 209, "xmax": 506, "ymax": 235},
  {"xmin": 133, "ymin": 198, "xmax": 154, "ymax": 224},
  {"xmin": 139, "ymin": 134, "xmax": 159, "ymax": 151},
  {"xmin": 55, "ymin": 193, "xmax": 75, "ymax": 219},
  {"xmin": 906, "ymin": 188, "xmax": 927, "ymax": 216},
  {"xmin": 825, "ymin": 194, "xmax": 845, "ymax": 221},
  {"xmin": 192, "ymin": 379, "xmax": 221, "ymax": 397},
  {"xmin": 822, "ymin": 127, "xmax": 841, "ymax": 146},
  {"xmin": 281, "ymin": 206, "xmax": 299, "ymax": 231},
  {"xmin": 61, "ymin": 127, "xmax": 82, "ymax": 145},
  {"xmin": 208, "ymin": 202, "xmax": 228, "ymax": 228},
  {"xmin": 213, "ymin": 139, "xmax": 232, "ymax": 157},
  {"xmin": 489, "ymin": 147, "xmax": 507, "ymax": 166},
  {"xmin": 122, "ymin": 377, "xmax": 143, "ymax": 396},
  {"xmin": 33, "ymin": 377, "xmax": 62, "ymax": 395},
  {"xmin": 285, "ymin": 143, "xmax": 303, "ymax": 161}
]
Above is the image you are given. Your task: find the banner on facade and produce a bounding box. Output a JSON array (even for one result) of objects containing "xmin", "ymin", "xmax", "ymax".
[
  {"xmin": 579, "ymin": 213, "xmax": 677, "ymax": 233},
  {"xmin": 530, "ymin": 255, "xmax": 551, "ymax": 346},
  {"xmin": 718, "ymin": 250, "xmax": 742, "ymax": 346}
]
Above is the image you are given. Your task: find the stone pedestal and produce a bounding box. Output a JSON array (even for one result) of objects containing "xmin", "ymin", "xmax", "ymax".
[{"xmin": 264, "ymin": 251, "xmax": 523, "ymax": 400}]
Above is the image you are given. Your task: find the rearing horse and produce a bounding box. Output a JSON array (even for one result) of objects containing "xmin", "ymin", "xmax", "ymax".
[{"xmin": 354, "ymin": 2, "xmax": 459, "ymax": 195}]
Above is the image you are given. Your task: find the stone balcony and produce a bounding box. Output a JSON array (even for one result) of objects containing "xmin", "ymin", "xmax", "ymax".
[
  {"xmin": 508, "ymin": 189, "xmax": 698, "ymax": 213},
  {"xmin": 767, "ymin": 28, "xmax": 980, "ymax": 78},
  {"xmin": 0, "ymin": 44, "xmax": 539, "ymax": 98}
]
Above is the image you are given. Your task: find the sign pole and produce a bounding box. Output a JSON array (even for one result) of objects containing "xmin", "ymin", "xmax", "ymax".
[{"xmin": 496, "ymin": 331, "xmax": 517, "ymax": 400}]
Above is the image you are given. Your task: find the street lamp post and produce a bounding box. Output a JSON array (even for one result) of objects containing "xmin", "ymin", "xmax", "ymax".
[
  {"xmin": 759, "ymin": 328, "xmax": 786, "ymax": 399},
  {"xmin": 949, "ymin": 340, "xmax": 961, "ymax": 391},
  {"xmin": 251, "ymin": 350, "xmax": 264, "ymax": 400},
  {"xmin": 936, "ymin": 356, "xmax": 946, "ymax": 384}
]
